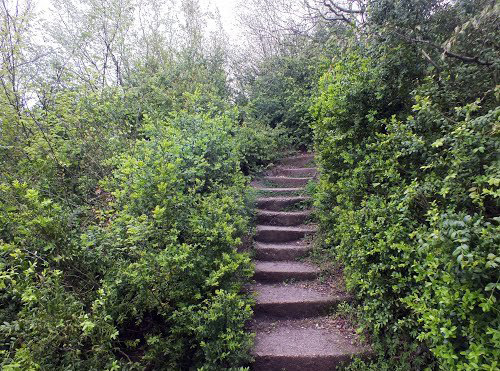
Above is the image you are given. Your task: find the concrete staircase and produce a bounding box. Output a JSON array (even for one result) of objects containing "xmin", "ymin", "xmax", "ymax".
[{"xmin": 250, "ymin": 153, "xmax": 369, "ymax": 371}]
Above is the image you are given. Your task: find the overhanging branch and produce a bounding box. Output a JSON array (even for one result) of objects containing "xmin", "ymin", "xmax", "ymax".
[{"xmin": 396, "ymin": 31, "xmax": 493, "ymax": 66}]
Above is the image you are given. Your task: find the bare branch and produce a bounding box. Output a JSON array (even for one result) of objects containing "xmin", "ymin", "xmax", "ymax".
[
  {"xmin": 395, "ymin": 30, "xmax": 493, "ymax": 66},
  {"xmin": 323, "ymin": 0, "xmax": 364, "ymax": 14},
  {"xmin": 421, "ymin": 48, "xmax": 441, "ymax": 72},
  {"xmin": 303, "ymin": 0, "xmax": 365, "ymax": 28}
]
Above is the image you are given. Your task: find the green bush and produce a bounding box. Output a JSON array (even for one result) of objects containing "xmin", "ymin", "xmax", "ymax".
[
  {"xmin": 407, "ymin": 212, "xmax": 499, "ymax": 370},
  {"xmin": 1, "ymin": 113, "xmax": 255, "ymax": 370},
  {"xmin": 0, "ymin": 88, "xmax": 138, "ymax": 207},
  {"xmin": 235, "ymin": 121, "xmax": 291, "ymax": 175},
  {"xmin": 312, "ymin": 38, "xmax": 499, "ymax": 369},
  {"xmin": 245, "ymin": 53, "xmax": 324, "ymax": 149}
]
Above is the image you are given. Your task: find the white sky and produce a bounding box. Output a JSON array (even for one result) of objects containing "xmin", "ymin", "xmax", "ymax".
[{"xmin": 207, "ymin": 0, "xmax": 239, "ymax": 35}]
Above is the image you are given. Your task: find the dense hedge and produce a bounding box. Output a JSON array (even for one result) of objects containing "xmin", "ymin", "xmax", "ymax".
[
  {"xmin": 0, "ymin": 112, "xmax": 258, "ymax": 370},
  {"xmin": 312, "ymin": 39, "xmax": 499, "ymax": 370},
  {"xmin": 244, "ymin": 47, "xmax": 330, "ymax": 149}
]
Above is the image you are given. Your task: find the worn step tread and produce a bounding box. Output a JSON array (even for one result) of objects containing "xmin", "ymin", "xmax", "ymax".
[
  {"xmin": 255, "ymin": 225, "xmax": 317, "ymax": 243},
  {"xmin": 256, "ymin": 196, "xmax": 311, "ymax": 203},
  {"xmin": 255, "ymin": 260, "xmax": 320, "ymax": 273},
  {"xmin": 264, "ymin": 176, "xmax": 314, "ymax": 181},
  {"xmin": 252, "ymin": 317, "xmax": 370, "ymax": 370},
  {"xmin": 256, "ymin": 210, "xmax": 313, "ymax": 227},
  {"xmin": 282, "ymin": 167, "xmax": 316, "ymax": 171},
  {"xmin": 264, "ymin": 175, "xmax": 314, "ymax": 180},
  {"xmin": 252, "ymin": 283, "xmax": 350, "ymax": 318},
  {"xmin": 254, "ymin": 241, "xmax": 311, "ymax": 261},
  {"xmin": 276, "ymin": 168, "xmax": 318, "ymax": 177},
  {"xmin": 256, "ymin": 196, "xmax": 311, "ymax": 212},
  {"xmin": 257, "ymin": 209, "xmax": 312, "ymax": 216},
  {"xmin": 254, "ymin": 261, "xmax": 320, "ymax": 282},
  {"xmin": 279, "ymin": 153, "xmax": 315, "ymax": 168},
  {"xmin": 254, "ymin": 283, "xmax": 334, "ymax": 303},
  {"xmin": 263, "ymin": 176, "xmax": 313, "ymax": 187},
  {"xmin": 256, "ymin": 225, "xmax": 317, "ymax": 232},
  {"xmin": 254, "ymin": 187, "xmax": 305, "ymax": 192}
]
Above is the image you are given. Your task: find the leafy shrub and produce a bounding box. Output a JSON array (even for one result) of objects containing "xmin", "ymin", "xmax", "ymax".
[
  {"xmin": 245, "ymin": 53, "xmax": 323, "ymax": 149},
  {"xmin": 235, "ymin": 121, "xmax": 291, "ymax": 175},
  {"xmin": 1, "ymin": 113, "xmax": 255, "ymax": 370},
  {"xmin": 407, "ymin": 212, "xmax": 499, "ymax": 369},
  {"xmin": 311, "ymin": 38, "xmax": 499, "ymax": 369},
  {"xmin": 1, "ymin": 88, "xmax": 137, "ymax": 208}
]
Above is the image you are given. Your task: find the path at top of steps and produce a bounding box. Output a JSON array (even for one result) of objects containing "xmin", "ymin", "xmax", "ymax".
[{"xmin": 249, "ymin": 153, "xmax": 369, "ymax": 371}]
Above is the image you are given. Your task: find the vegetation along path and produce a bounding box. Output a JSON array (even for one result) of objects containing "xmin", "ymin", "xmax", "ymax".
[{"xmin": 249, "ymin": 153, "xmax": 370, "ymax": 370}]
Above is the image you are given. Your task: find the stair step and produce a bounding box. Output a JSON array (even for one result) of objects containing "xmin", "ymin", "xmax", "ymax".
[
  {"xmin": 254, "ymin": 261, "xmax": 320, "ymax": 282},
  {"xmin": 256, "ymin": 196, "xmax": 311, "ymax": 211},
  {"xmin": 280, "ymin": 153, "xmax": 315, "ymax": 168},
  {"xmin": 254, "ymin": 187, "xmax": 304, "ymax": 193},
  {"xmin": 278, "ymin": 168, "xmax": 317, "ymax": 177},
  {"xmin": 252, "ymin": 318, "xmax": 370, "ymax": 371},
  {"xmin": 249, "ymin": 155, "xmax": 371, "ymax": 370},
  {"xmin": 253, "ymin": 283, "xmax": 350, "ymax": 318},
  {"xmin": 256, "ymin": 210, "xmax": 312, "ymax": 227},
  {"xmin": 255, "ymin": 225, "xmax": 317, "ymax": 243},
  {"xmin": 255, "ymin": 241, "xmax": 310, "ymax": 261},
  {"xmin": 264, "ymin": 176, "xmax": 312, "ymax": 187}
]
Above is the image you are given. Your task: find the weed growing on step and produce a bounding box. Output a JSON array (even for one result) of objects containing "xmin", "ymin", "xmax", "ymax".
[
  {"xmin": 281, "ymin": 199, "xmax": 314, "ymax": 211},
  {"xmin": 304, "ymin": 179, "xmax": 317, "ymax": 197}
]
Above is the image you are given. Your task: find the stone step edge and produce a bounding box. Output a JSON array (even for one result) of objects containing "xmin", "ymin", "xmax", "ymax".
[
  {"xmin": 264, "ymin": 176, "xmax": 315, "ymax": 181},
  {"xmin": 256, "ymin": 196, "xmax": 311, "ymax": 202},
  {"xmin": 254, "ymin": 242, "xmax": 311, "ymax": 261},
  {"xmin": 254, "ymin": 225, "xmax": 317, "ymax": 243},
  {"xmin": 254, "ymin": 290, "xmax": 351, "ymax": 319},
  {"xmin": 254, "ymin": 187, "xmax": 305, "ymax": 192},
  {"xmin": 254, "ymin": 262, "xmax": 320, "ymax": 282},
  {"xmin": 256, "ymin": 210, "xmax": 314, "ymax": 227},
  {"xmin": 256, "ymin": 225, "xmax": 317, "ymax": 232},
  {"xmin": 256, "ymin": 209, "xmax": 312, "ymax": 215}
]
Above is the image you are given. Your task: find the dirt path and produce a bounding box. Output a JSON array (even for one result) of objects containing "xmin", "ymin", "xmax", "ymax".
[{"xmin": 250, "ymin": 153, "xmax": 369, "ymax": 370}]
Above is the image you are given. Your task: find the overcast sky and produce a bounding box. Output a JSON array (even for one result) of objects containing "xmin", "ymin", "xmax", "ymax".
[{"xmin": 209, "ymin": 0, "xmax": 239, "ymax": 34}]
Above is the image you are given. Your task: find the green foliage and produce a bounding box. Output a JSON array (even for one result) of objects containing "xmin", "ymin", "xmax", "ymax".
[
  {"xmin": 1, "ymin": 88, "xmax": 135, "ymax": 206},
  {"xmin": 311, "ymin": 2, "xmax": 499, "ymax": 368},
  {"xmin": 235, "ymin": 121, "xmax": 291, "ymax": 175},
  {"xmin": 1, "ymin": 113, "xmax": 255, "ymax": 370},
  {"xmin": 0, "ymin": 1, "xmax": 295, "ymax": 369},
  {"xmin": 407, "ymin": 212, "xmax": 499, "ymax": 370},
  {"xmin": 3, "ymin": 0, "xmax": 498, "ymax": 369},
  {"xmin": 245, "ymin": 50, "xmax": 329, "ymax": 149}
]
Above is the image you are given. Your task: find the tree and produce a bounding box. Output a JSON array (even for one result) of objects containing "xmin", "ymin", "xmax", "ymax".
[
  {"xmin": 304, "ymin": 0, "xmax": 367, "ymax": 26},
  {"xmin": 0, "ymin": 0, "xmax": 39, "ymax": 116},
  {"xmin": 47, "ymin": 0, "xmax": 136, "ymax": 88}
]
